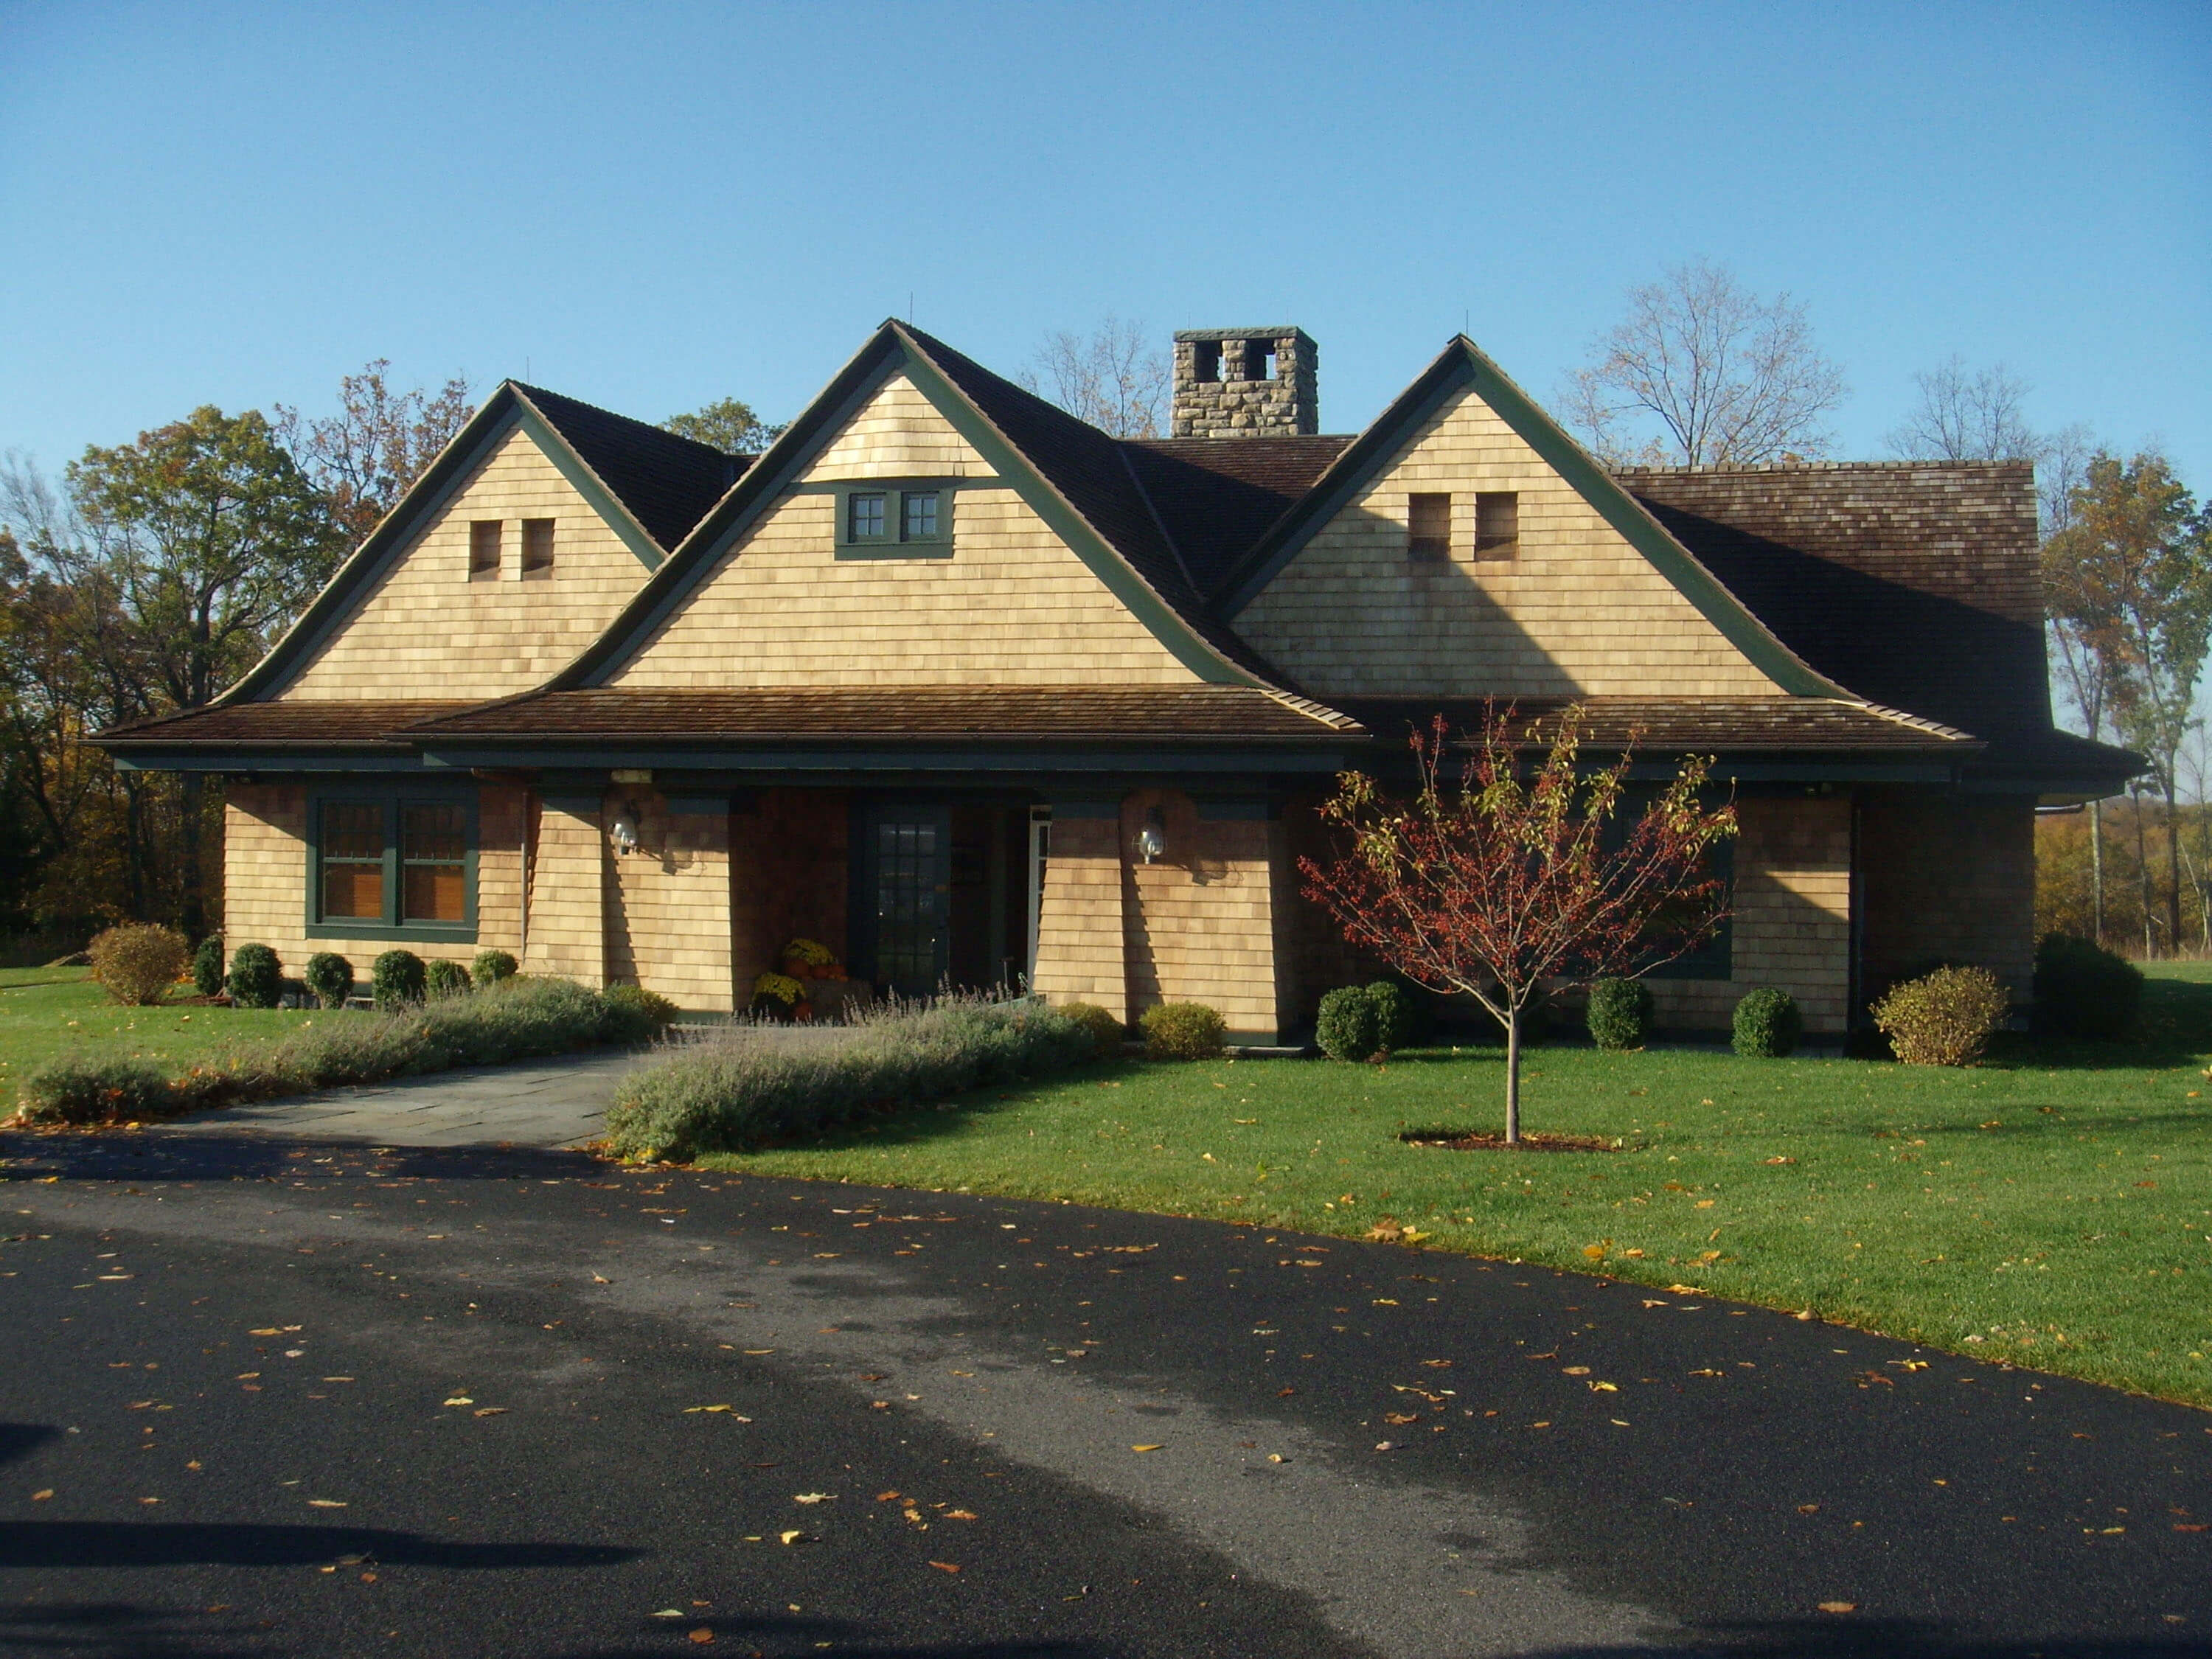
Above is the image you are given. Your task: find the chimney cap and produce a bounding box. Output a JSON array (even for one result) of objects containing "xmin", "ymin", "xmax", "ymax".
[{"xmin": 1173, "ymin": 326, "xmax": 1314, "ymax": 344}]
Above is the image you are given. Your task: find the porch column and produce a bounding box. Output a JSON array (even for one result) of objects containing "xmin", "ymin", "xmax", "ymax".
[
  {"xmin": 1030, "ymin": 798, "xmax": 1127, "ymax": 1023},
  {"xmin": 524, "ymin": 791, "xmax": 608, "ymax": 987}
]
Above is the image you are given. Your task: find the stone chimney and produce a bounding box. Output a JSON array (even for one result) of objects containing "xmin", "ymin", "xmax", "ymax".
[{"xmin": 1171, "ymin": 327, "xmax": 1318, "ymax": 438}]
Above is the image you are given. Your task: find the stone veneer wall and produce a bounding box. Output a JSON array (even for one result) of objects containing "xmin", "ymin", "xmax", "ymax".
[
  {"xmin": 1858, "ymin": 790, "xmax": 2036, "ymax": 1002},
  {"xmin": 1171, "ymin": 329, "xmax": 1318, "ymax": 439}
]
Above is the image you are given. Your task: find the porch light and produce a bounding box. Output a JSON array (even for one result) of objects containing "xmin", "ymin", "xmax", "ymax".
[
  {"xmin": 1136, "ymin": 809, "xmax": 1166, "ymax": 865},
  {"xmin": 610, "ymin": 804, "xmax": 641, "ymax": 856}
]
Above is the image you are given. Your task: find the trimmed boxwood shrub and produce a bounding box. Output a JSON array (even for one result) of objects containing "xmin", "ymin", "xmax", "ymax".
[
  {"xmin": 1139, "ymin": 1001, "xmax": 1225, "ymax": 1060},
  {"xmin": 602, "ymin": 982, "xmax": 679, "ymax": 1041},
  {"xmin": 18, "ymin": 1054, "xmax": 173, "ymax": 1124},
  {"xmin": 1057, "ymin": 1001, "xmax": 1126, "ymax": 1061},
  {"xmin": 226, "ymin": 944, "xmax": 282, "ymax": 1009},
  {"xmin": 86, "ymin": 924, "xmax": 189, "ymax": 1007},
  {"xmin": 1872, "ymin": 966, "xmax": 2008, "ymax": 1066},
  {"xmin": 1365, "ymin": 980, "xmax": 1420, "ymax": 1050},
  {"xmin": 425, "ymin": 959, "xmax": 473, "ymax": 998},
  {"xmin": 2032, "ymin": 933, "xmax": 2142, "ymax": 1040},
  {"xmin": 473, "ymin": 949, "xmax": 519, "ymax": 986},
  {"xmin": 192, "ymin": 935, "xmax": 226, "ymax": 998},
  {"xmin": 1587, "ymin": 978, "xmax": 1655, "ymax": 1051},
  {"xmin": 1315, "ymin": 985, "xmax": 1386, "ymax": 1062},
  {"xmin": 304, "ymin": 952, "xmax": 354, "ymax": 1010},
  {"xmin": 1732, "ymin": 987, "xmax": 1801, "ymax": 1058},
  {"xmin": 371, "ymin": 948, "xmax": 426, "ymax": 1010}
]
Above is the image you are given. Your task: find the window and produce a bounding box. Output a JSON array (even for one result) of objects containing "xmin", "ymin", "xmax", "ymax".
[
  {"xmin": 310, "ymin": 792, "xmax": 476, "ymax": 939},
  {"xmin": 1243, "ymin": 338, "xmax": 1277, "ymax": 380},
  {"xmin": 468, "ymin": 520, "xmax": 501, "ymax": 580},
  {"xmin": 1408, "ymin": 493, "xmax": 1452, "ymax": 560},
  {"xmin": 833, "ymin": 482, "xmax": 957, "ymax": 557},
  {"xmin": 521, "ymin": 518, "xmax": 555, "ymax": 579},
  {"xmin": 848, "ymin": 491, "xmax": 888, "ymax": 542},
  {"xmin": 1192, "ymin": 341, "xmax": 1222, "ymax": 383},
  {"xmin": 1475, "ymin": 491, "xmax": 1519, "ymax": 557}
]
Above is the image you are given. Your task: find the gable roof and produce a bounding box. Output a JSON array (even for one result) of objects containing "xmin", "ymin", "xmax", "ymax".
[
  {"xmin": 1208, "ymin": 335, "xmax": 1848, "ymax": 700},
  {"xmin": 555, "ymin": 321, "xmax": 1283, "ymax": 691},
  {"xmin": 512, "ymin": 383, "xmax": 744, "ymax": 552},
  {"xmin": 1122, "ymin": 437, "xmax": 1350, "ymax": 593}
]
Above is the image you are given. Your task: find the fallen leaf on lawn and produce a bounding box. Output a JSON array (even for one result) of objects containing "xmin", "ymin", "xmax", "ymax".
[
  {"xmin": 1130, "ymin": 1444, "xmax": 1163, "ymax": 1453},
  {"xmin": 307, "ymin": 1499, "xmax": 347, "ymax": 1508},
  {"xmin": 778, "ymin": 1530, "xmax": 806, "ymax": 1545},
  {"xmin": 1818, "ymin": 1601, "xmax": 1856, "ymax": 1614},
  {"xmin": 1582, "ymin": 1245, "xmax": 1607, "ymax": 1260},
  {"xmin": 928, "ymin": 1560, "xmax": 961, "ymax": 1573},
  {"xmin": 793, "ymin": 1492, "xmax": 835, "ymax": 1504},
  {"xmin": 1763, "ymin": 1156, "xmax": 1795, "ymax": 1165},
  {"xmin": 442, "ymin": 1397, "xmax": 473, "ymax": 1407},
  {"xmin": 1667, "ymin": 1284, "xmax": 1701, "ymax": 1294},
  {"xmin": 473, "ymin": 1408, "xmax": 508, "ymax": 1417}
]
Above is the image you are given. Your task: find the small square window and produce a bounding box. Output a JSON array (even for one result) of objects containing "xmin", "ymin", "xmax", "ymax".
[
  {"xmin": 521, "ymin": 518, "xmax": 554, "ymax": 579},
  {"xmin": 848, "ymin": 492, "xmax": 888, "ymax": 541},
  {"xmin": 1475, "ymin": 492, "xmax": 1519, "ymax": 557},
  {"xmin": 1408, "ymin": 493, "xmax": 1452, "ymax": 560},
  {"xmin": 468, "ymin": 520, "xmax": 501, "ymax": 580},
  {"xmin": 902, "ymin": 491, "xmax": 939, "ymax": 541},
  {"xmin": 1192, "ymin": 341, "xmax": 1221, "ymax": 383},
  {"xmin": 1244, "ymin": 339, "xmax": 1277, "ymax": 380}
]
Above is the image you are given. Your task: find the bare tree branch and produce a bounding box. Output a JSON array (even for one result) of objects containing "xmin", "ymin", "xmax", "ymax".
[
  {"xmin": 1018, "ymin": 316, "xmax": 1168, "ymax": 438},
  {"xmin": 1887, "ymin": 356, "xmax": 2042, "ymax": 462}
]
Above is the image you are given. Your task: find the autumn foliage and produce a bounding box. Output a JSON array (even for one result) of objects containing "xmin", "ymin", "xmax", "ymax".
[{"xmin": 1300, "ymin": 706, "xmax": 1736, "ymax": 1143}]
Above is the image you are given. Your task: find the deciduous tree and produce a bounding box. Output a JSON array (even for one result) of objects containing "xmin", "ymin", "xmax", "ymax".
[
  {"xmin": 1018, "ymin": 316, "xmax": 1169, "ymax": 438},
  {"xmin": 1301, "ymin": 708, "xmax": 1736, "ymax": 1144},
  {"xmin": 661, "ymin": 397, "xmax": 784, "ymax": 456},
  {"xmin": 1886, "ymin": 357, "xmax": 2041, "ymax": 462},
  {"xmin": 275, "ymin": 360, "xmax": 473, "ymax": 549}
]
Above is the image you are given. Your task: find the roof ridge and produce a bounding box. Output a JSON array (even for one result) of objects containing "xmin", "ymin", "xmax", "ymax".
[
  {"xmin": 509, "ymin": 380, "xmax": 736, "ymax": 468},
  {"xmin": 1613, "ymin": 459, "xmax": 2030, "ymax": 476},
  {"xmin": 1258, "ymin": 688, "xmax": 1365, "ymax": 731}
]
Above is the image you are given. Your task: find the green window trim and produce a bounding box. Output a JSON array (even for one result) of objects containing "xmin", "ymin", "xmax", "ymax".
[
  {"xmin": 305, "ymin": 785, "xmax": 479, "ymax": 943},
  {"xmin": 831, "ymin": 480, "xmax": 959, "ymax": 560}
]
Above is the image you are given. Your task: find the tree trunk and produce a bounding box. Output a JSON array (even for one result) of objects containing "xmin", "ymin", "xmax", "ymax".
[
  {"xmin": 179, "ymin": 772, "xmax": 205, "ymax": 942},
  {"xmin": 1503, "ymin": 1008, "xmax": 1521, "ymax": 1147},
  {"xmin": 2090, "ymin": 798, "xmax": 2106, "ymax": 945},
  {"xmin": 2135, "ymin": 800, "xmax": 2155, "ymax": 958},
  {"xmin": 2164, "ymin": 780, "xmax": 2185, "ymax": 960}
]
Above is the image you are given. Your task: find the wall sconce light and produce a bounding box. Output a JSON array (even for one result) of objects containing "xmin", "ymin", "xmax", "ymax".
[
  {"xmin": 1136, "ymin": 807, "xmax": 1166, "ymax": 865},
  {"xmin": 610, "ymin": 803, "xmax": 641, "ymax": 857}
]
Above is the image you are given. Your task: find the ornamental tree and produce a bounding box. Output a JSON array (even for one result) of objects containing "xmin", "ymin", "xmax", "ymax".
[{"xmin": 1301, "ymin": 706, "xmax": 1737, "ymax": 1144}]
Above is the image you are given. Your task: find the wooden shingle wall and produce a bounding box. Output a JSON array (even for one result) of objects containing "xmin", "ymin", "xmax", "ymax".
[
  {"xmin": 1121, "ymin": 790, "xmax": 1284, "ymax": 1039},
  {"xmin": 1859, "ymin": 790, "xmax": 2034, "ymax": 1001},
  {"xmin": 279, "ymin": 424, "xmax": 653, "ymax": 701},
  {"xmin": 727, "ymin": 790, "xmax": 851, "ymax": 1006},
  {"xmin": 1031, "ymin": 815, "xmax": 1129, "ymax": 1022},
  {"xmin": 605, "ymin": 793, "xmax": 734, "ymax": 1011},
  {"xmin": 524, "ymin": 797, "xmax": 605, "ymax": 985},
  {"xmin": 610, "ymin": 379, "xmax": 1199, "ymax": 687},
  {"xmin": 1236, "ymin": 383, "xmax": 1781, "ymax": 698}
]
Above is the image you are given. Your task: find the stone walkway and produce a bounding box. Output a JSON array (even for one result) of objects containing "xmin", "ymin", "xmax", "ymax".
[{"xmin": 170, "ymin": 1048, "xmax": 646, "ymax": 1149}]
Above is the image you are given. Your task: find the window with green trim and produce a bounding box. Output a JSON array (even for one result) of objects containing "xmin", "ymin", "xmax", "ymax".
[
  {"xmin": 835, "ymin": 482, "xmax": 956, "ymax": 557},
  {"xmin": 309, "ymin": 791, "xmax": 477, "ymax": 940}
]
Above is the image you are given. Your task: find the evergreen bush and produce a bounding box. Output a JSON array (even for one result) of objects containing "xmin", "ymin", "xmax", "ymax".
[
  {"xmin": 192, "ymin": 936, "xmax": 226, "ymax": 998},
  {"xmin": 1731, "ymin": 987, "xmax": 1802, "ymax": 1058},
  {"xmin": 1365, "ymin": 980, "xmax": 1421, "ymax": 1050},
  {"xmin": 1056, "ymin": 1001, "xmax": 1127, "ymax": 1061},
  {"xmin": 473, "ymin": 949, "xmax": 519, "ymax": 986},
  {"xmin": 371, "ymin": 949, "xmax": 426, "ymax": 1009},
  {"xmin": 304, "ymin": 952, "xmax": 354, "ymax": 1010},
  {"xmin": 1138, "ymin": 1001, "xmax": 1226, "ymax": 1060},
  {"xmin": 86, "ymin": 924, "xmax": 189, "ymax": 1007},
  {"xmin": 2032, "ymin": 934, "xmax": 2142, "ymax": 1040},
  {"xmin": 602, "ymin": 982, "xmax": 680, "ymax": 1041},
  {"xmin": 1315, "ymin": 985, "xmax": 1386, "ymax": 1061},
  {"xmin": 1872, "ymin": 966, "xmax": 2008, "ymax": 1066},
  {"xmin": 1586, "ymin": 978, "xmax": 1655, "ymax": 1051},
  {"xmin": 226, "ymin": 944, "xmax": 283, "ymax": 1010},
  {"xmin": 424, "ymin": 958, "xmax": 473, "ymax": 998}
]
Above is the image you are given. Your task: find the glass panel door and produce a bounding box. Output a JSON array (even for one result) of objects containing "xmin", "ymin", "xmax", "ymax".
[{"xmin": 867, "ymin": 805, "xmax": 950, "ymax": 998}]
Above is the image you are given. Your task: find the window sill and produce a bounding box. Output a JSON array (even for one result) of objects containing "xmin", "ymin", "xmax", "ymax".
[
  {"xmin": 308, "ymin": 921, "xmax": 479, "ymax": 944},
  {"xmin": 835, "ymin": 543, "xmax": 953, "ymax": 561}
]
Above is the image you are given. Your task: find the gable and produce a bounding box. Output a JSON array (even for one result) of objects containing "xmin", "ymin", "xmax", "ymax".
[
  {"xmin": 1231, "ymin": 380, "xmax": 1788, "ymax": 700},
  {"xmin": 279, "ymin": 420, "xmax": 659, "ymax": 702},
  {"xmin": 604, "ymin": 370, "xmax": 1207, "ymax": 689}
]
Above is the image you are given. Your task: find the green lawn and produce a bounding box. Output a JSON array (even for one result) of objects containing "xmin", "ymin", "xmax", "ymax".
[
  {"xmin": 698, "ymin": 968, "xmax": 2212, "ymax": 1408},
  {"xmin": 0, "ymin": 966, "xmax": 364, "ymax": 1101}
]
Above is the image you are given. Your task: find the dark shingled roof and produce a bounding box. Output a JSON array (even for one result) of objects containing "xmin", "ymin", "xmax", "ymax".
[
  {"xmin": 1615, "ymin": 464, "xmax": 2063, "ymax": 760},
  {"xmin": 515, "ymin": 383, "xmax": 743, "ymax": 552},
  {"xmin": 1335, "ymin": 696, "xmax": 1978, "ymax": 756},
  {"xmin": 95, "ymin": 701, "xmax": 476, "ymax": 748},
  {"xmin": 1121, "ymin": 437, "xmax": 1352, "ymax": 593},
  {"xmin": 405, "ymin": 686, "xmax": 1363, "ymax": 745}
]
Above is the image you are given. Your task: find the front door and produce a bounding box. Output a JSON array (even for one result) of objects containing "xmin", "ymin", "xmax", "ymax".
[{"xmin": 858, "ymin": 803, "xmax": 951, "ymax": 999}]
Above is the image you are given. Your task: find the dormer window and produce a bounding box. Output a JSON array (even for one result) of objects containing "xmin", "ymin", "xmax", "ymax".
[
  {"xmin": 1475, "ymin": 492, "xmax": 1519, "ymax": 557},
  {"xmin": 1408, "ymin": 493, "xmax": 1452, "ymax": 560},
  {"xmin": 468, "ymin": 520, "xmax": 501, "ymax": 580},
  {"xmin": 834, "ymin": 481, "xmax": 958, "ymax": 559}
]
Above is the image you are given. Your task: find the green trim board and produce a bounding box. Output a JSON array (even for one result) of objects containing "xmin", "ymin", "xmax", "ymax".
[
  {"xmin": 509, "ymin": 397, "xmax": 666, "ymax": 571},
  {"xmin": 1213, "ymin": 337, "xmax": 1848, "ymax": 701},
  {"xmin": 303, "ymin": 782, "xmax": 479, "ymax": 945},
  {"xmin": 828, "ymin": 478, "xmax": 961, "ymax": 559}
]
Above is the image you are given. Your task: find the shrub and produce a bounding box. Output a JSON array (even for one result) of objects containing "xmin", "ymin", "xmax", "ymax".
[
  {"xmin": 304, "ymin": 952, "xmax": 354, "ymax": 1009},
  {"xmin": 2032, "ymin": 933, "xmax": 2142, "ymax": 1040},
  {"xmin": 604, "ymin": 997, "xmax": 1096, "ymax": 1160},
  {"xmin": 86, "ymin": 924, "xmax": 189, "ymax": 1007},
  {"xmin": 18, "ymin": 1054, "xmax": 172, "ymax": 1124},
  {"xmin": 1732, "ymin": 987, "xmax": 1802, "ymax": 1059},
  {"xmin": 425, "ymin": 958, "xmax": 473, "ymax": 998},
  {"xmin": 473, "ymin": 949, "xmax": 519, "ymax": 986},
  {"xmin": 1586, "ymin": 978, "xmax": 1655, "ymax": 1051},
  {"xmin": 1056, "ymin": 1001, "xmax": 1126, "ymax": 1061},
  {"xmin": 226, "ymin": 944, "xmax": 283, "ymax": 1010},
  {"xmin": 1366, "ymin": 980, "xmax": 1422, "ymax": 1050},
  {"xmin": 602, "ymin": 982, "xmax": 680, "ymax": 1042},
  {"xmin": 1872, "ymin": 965, "xmax": 2009, "ymax": 1067},
  {"xmin": 192, "ymin": 935, "xmax": 226, "ymax": 998},
  {"xmin": 1315, "ymin": 985, "xmax": 1386, "ymax": 1062},
  {"xmin": 372, "ymin": 949, "xmax": 426, "ymax": 1010},
  {"xmin": 1139, "ymin": 1001, "xmax": 1225, "ymax": 1060}
]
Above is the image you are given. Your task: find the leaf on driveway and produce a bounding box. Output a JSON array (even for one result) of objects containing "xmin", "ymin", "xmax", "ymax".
[
  {"xmin": 473, "ymin": 1408, "xmax": 508, "ymax": 1417},
  {"xmin": 307, "ymin": 1499, "xmax": 347, "ymax": 1508},
  {"xmin": 31, "ymin": 1490, "xmax": 52, "ymax": 1502},
  {"xmin": 1562, "ymin": 1366, "xmax": 1591, "ymax": 1377},
  {"xmin": 1818, "ymin": 1601, "xmax": 1856, "ymax": 1614},
  {"xmin": 928, "ymin": 1560, "xmax": 961, "ymax": 1573},
  {"xmin": 688, "ymin": 1627, "xmax": 714, "ymax": 1644},
  {"xmin": 778, "ymin": 1530, "xmax": 807, "ymax": 1545},
  {"xmin": 1587, "ymin": 1381, "xmax": 1620, "ymax": 1393},
  {"xmin": 1130, "ymin": 1444, "xmax": 1163, "ymax": 1453},
  {"xmin": 945, "ymin": 1509, "xmax": 977, "ymax": 1521},
  {"xmin": 793, "ymin": 1493, "xmax": 835, "ymax": 1504},
  {"xmin": 442, "ymin": 1397, "xmax": 473, "ymax": 1407}
]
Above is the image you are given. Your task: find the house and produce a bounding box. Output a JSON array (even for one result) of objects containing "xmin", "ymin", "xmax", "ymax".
[{"xmin": 95, "ymin": 323, "xmax": 2138, "ymax": 1040}]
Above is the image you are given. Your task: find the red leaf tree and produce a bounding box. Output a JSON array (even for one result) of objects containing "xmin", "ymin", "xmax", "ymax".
[{"xmin": 1300, "ymin": 706, "xmax": 1737, "ymax": 1144}]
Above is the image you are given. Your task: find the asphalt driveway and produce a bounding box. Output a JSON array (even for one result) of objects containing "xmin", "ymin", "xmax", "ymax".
[{"xmin": 1, "ymin": 1125, "xmax": 2206, "ymax": 1658}]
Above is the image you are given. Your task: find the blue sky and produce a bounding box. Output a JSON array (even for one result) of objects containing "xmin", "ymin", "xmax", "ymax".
[{"xmin": 2, "ymin": 1, "xmax": 2206, "ymax": 488}]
